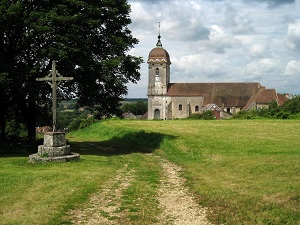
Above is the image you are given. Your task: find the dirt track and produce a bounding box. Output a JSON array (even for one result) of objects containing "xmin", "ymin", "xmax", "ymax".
[{"xmin": 66, "ymin": 154, "xmax": 211, "ymax": 225}]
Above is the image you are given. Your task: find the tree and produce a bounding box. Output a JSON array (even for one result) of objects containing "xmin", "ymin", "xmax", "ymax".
[
  {"xmin": 122, "ymin": 100, "xmax": 148, "ymax": 115},
  {"xmin": 282, "ymin": 95, "xmax": 300, "ymax": 114},
  {"xmin": 0, "ymin": 0, "xmax": 142, "ymax": 140}
]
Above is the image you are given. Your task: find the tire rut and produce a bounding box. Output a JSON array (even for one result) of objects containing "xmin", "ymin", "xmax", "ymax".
[
  {"xmin": 65, "ymin": 154, "xmax": 212, "ymax": 224},
  {"xmin": 156, "ymin": 156, "xmax": 212, "ymax": 225},
  {"xmin": 67, "ymin": 164, "xmax": 135, "ymax": 224}
]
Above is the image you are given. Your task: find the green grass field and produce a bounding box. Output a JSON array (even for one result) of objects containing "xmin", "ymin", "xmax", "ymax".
[{"xmin": 0, "ymin": 119, "xmax": 299, "ymax": 224}]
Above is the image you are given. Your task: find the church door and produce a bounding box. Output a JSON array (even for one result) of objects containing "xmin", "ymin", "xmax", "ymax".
[{"xmin": 154, "ymin": 109, "xmax": 160, "ymax": 119}]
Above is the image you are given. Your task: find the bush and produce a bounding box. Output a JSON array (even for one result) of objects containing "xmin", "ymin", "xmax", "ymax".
[
  {"xmin": 288, "ymin": 113, "xmax": 300, "ymax": 119},
  {"xmin": 67, "ymin": 118, "xmax": 82, "ymax": 131},
  {"xmin": 79, "ymin": 116, "xmax": 99, "ymax": 129},
  {"xmin": 121, "ymin": 100, "xmax": 147, "ymax": 115},
  {"xmin": 188, "ymin": 111, "xmax": 215, "ymax": 120},
  {"xmin": 282, "ymin": 95, "xmax": 300, "ymax": 114},
  {"xmin": 5, "ymin": 119, "xmax": 27, "ymax": 141},
  {"xmin": 67, "ymin": 116, "xmax": 99, "ymax": 131},
  {"xmin": 57, "ymin": 110, "xmax": 83, "ymax": 130},
  {"xmin": 233, "ymin": 109, "xmax": 260, "ymax": 119}
]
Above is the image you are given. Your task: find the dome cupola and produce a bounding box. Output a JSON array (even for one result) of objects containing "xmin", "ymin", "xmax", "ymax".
[{"xmin": 147, "ymin": 34, "xmax": 171, "ymax": 64}]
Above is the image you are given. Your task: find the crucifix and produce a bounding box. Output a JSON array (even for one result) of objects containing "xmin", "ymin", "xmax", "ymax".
[{"xmin": 36, "ymin": 61, "xmax": 73, "ymax": 132}]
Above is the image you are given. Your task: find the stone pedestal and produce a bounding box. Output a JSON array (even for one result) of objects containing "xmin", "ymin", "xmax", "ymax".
[{"xmin": 29, "ymin": 132, "xmax": 80, "ymax": 162}]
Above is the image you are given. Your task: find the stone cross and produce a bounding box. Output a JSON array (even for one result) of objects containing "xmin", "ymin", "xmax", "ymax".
[{"xmin": 36, "ymin": 61, "xmax": 73, "ymax": 132}]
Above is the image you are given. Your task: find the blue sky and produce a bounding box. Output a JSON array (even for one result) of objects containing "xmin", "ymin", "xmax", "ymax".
[{"xmin": 126, "ymin": 0, "xmax": 300, "ymax": 98}]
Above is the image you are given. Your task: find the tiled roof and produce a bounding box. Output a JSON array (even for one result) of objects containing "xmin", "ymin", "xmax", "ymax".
[
  {"xmin": 148, "ymin": 47, "xmax": 171, "ymax": 64},
  {"xmin": 202, "ymin": 104, "xmax": 221, "ymax": 111},
  {"xmin": 167, "ymin": 82, "xmax": 263, "ymax": 106},
  {"xmin": 242, "ymin": 88, "xmax": 279, "ymax": 110},
  {"xmin": 277, "ymin": 94, "xmax": 289, "ymax": 106},
  {"xmin": 255, "ymin": 89, "xmax": 277, "ymax": 103}
]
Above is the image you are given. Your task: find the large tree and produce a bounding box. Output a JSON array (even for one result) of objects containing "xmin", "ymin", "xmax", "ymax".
[{"xmin": 0, "ymin": 0, "xmax": 142, "ymax": 140}]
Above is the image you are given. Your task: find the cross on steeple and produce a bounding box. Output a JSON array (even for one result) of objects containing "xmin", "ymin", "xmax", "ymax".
[
  {"xmin": 156, "ymin": 22, "xmax": 162, "ymax": 48},
  {"xmin": 36, "ymin": 61, "xmax": 73, "ymax": 132}
]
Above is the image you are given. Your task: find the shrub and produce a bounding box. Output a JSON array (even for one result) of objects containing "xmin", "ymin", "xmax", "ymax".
[
  {"xmin": 188, "ymin": 111, "xmax": 215, "ymax": 120},
  {"xmin": 79, "ymin": 116, "xmax": 99, "ymax": 129},
  {"xmin": 67, "ymin": 118, "xmax": 82, "ymax": 131},
  {"xmin": 288, "ymin": 113, "xmax": 300, "ymax": 119},
  {"xmin": 5, "ymin": 119, "xmax": 27, "ymax": 140},
  {"xmin": 282, "ymin": 95, "xmax": 300, "ymax": 114},
  {"xmin": 67, "ymin": 116, "xmax": 99, "ymax": 131},
  {"xmin": 121, "ymin": 100, "xmax": 148, "ymax": 115}
]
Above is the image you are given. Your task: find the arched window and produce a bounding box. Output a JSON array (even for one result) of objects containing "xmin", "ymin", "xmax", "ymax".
[
  {"xmin": 195, "ymin": 105, "xmax": 199, "ymax": 112},
  {"xmin": 179, "ymin": 104, "xmax": 182, "ymax": 110},
  {"xmin": 155, "ymin": 68, "xmax": 160, "ymax": 82},
  {"xmin": 154, "ymin": 109, "xmax": 160, "ymax": 119},
  {"xmin": 227, "ymin": 107, "xmax": 231, "ymax": 113}
]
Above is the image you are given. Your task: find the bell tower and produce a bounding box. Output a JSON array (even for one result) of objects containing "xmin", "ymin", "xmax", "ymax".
[{"xmin": 147, "ymin": 26, "xmax": 171, "ymax": 119}]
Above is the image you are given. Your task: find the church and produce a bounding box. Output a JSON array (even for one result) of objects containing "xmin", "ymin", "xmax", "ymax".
[{"xmin": 147, "ymin": 35, "xmax": 288, "ymax": 120}]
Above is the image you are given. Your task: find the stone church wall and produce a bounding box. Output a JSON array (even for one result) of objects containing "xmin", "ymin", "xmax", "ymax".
[
  {"xmin": 170, "ymin": 97, "xmax": 203, "ymax": 119},
  {"xmin": 148, "ymin": 96, "xmax": 166, "ymax": 119}
]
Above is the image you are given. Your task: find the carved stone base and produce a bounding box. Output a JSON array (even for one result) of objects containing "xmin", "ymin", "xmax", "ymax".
[
  {"xmin": 37, "ymin": 145, "xmax": 71, "ymax": 157},
  {"xmin": 29, "ymin": 132, "xmax": 80, "ymax": 162},
  {"xmin": 29, "ymin": 152, "xmax": 80, "ymax": 162}
]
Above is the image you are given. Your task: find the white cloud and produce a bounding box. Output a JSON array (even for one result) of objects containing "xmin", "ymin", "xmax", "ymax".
[
  {"xmin": 243, "ymin": 58, "xmax": 281, "ymax": 75},
  {"xmin": 172, "ymin": 53, "xmax": 227, "ymax": 81},
  {"xmin": 126, "ymin": 0, "xmax": 300, "ymax": 97},
  {"xmin": 285, "ymin": 19, "xmax": 300, "ymax": 51},
  {"xmin": 223, "ymin": 3, "xmax": 254, "ymax": 34},
  {"xmin": 249, "ymin": 43, "xmax": 270, "ymax": 58},
  {"xmin": 198, "ymin": 25, "xmax": 241, "ymax": 53},
  {"xmin": 284, "ymin": 60, "xmax": 300, "ymax": 75},
  {"xmin": 191, "ymin": 1, "xmax": 202, "ymax": 10}
]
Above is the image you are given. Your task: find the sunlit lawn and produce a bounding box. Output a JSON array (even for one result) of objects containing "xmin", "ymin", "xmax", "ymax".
[
  {"xmin": 0, "ymin": 119, "xmax": 299, "ymax": 224},
  {"xmin": 102, "ymin": 119, "xmax": 300, "ymax": 224}
]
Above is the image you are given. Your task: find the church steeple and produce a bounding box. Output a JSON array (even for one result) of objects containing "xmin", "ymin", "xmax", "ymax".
[
  {"xmin": 147, "ymin": 24, "xmax": 171, "ymax": 120},
  {"xmin": 156, "ymin": 22, "xmax": 162, "ymax": 48}
]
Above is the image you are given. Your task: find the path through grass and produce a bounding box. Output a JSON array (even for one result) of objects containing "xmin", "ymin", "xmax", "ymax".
[{"xmin": 0, "ymin": 119, "xmax": 299, "ymax": 224}]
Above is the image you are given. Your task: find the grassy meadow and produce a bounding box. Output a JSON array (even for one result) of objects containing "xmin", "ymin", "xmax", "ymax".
[{"xmin": 0, "ymin": 119, "xmax": 299, "ymax": 224}]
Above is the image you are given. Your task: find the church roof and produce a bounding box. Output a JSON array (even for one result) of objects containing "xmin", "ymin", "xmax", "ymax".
[
  {"xmin": 167, "ymin": 82, "xmax": 263, "ymax": 107},
  {"xmin": 148, "ymin": 48, "xmax": 171, "ymax": 64},
  {"xmin": 147, "ymin": 35, "xmax": 171, "ymax": 64},
  {"xmin": 277, "ymin": 94, "xmax": 289, "ymax": 106},
  {"xmin": 242, "ymin": 88, "xmax": 288, "ymax": 110}
]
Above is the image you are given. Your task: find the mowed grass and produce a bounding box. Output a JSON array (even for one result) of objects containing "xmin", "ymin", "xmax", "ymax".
[
  {"xmin": 99, "ymin": 119, "xmax": 300, "ymax": 224},
  {"xmin": 0, "ymin": 121, "xmax": 165, "ymax": 225},
  {"xmin": 0, "ymin": 119, "xmax": 299, "ymax": 224}
]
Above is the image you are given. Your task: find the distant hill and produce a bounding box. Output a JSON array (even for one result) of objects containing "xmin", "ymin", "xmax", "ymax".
[{"xmin": 59, "ymin": 98, "xmax": 147, "ymax": 110}]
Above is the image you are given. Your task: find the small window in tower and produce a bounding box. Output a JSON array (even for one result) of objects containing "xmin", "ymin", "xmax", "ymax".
[
  {"xmin": 179, "ymin": 104, "xmax": 182, "ymax": 110},
  {"xmin": 155, "ymin": 68, "xmax": 160, "ymax": 82},
  {"xmin": 195, "ymin": 105, "xmax": 199, "ymax": 112}
]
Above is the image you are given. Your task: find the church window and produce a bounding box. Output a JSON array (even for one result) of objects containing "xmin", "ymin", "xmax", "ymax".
[
  {"xmin": 179, "ymin": 104, "xmax": 182, "ymax": 110},
  {"xmin": 155, "ymin": 68, "xmax": 160, "ymax": 82},
  {"xmin": 195, "ymin": 105, "xmax": 199, "ymax": 112},
  {"xmin": 154, "ymin": 109, "xmax": 160, "ymax": 119}
]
